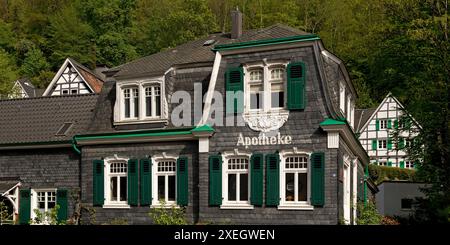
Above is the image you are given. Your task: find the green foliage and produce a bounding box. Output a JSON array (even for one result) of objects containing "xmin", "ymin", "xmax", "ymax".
[
  {"xmin": 368, "ymin": 164, "xmax": 417, "ymax": 185},
  {"xmin": 0, "ymin": 48, "xmax": 18, "ymax": 97},
  {"xmin": 356, "ymin": 201, "xmax": 383, "ymax": 225},
  {"xmin": 30, "ymin": 204, "xmax": 66, "ymax": 225},
  {"xmin": 20, "ymin": 47, "xmax": 50, "ymax": 84},
  {"xmin": 149, "ymin": 200, "xmax": 187, "ymax": 225},
  {"xmin": 0, "ymin": 201, "xmax": 13, "ymax": 225}
]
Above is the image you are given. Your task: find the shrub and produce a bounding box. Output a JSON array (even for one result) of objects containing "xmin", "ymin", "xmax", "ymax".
[
  {"xmin": 149, "ymin": 200, "xmax": 187, "ymax": 225},
  {"xmin": 356, "ymin": 201, "xmax": 383, "ymax": 225},
  {"xmin": 30, "ymin": 205, "xmax": 65, "ymax": 225},
  {"xmin": 368, "ymin": 164, "xmax": 417, "ymax": 185}
]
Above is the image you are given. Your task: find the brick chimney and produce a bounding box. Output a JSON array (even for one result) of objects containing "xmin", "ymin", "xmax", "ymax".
[{"xmin": 231, "ymin": 8, "xmax": 243, "ymax": 39}]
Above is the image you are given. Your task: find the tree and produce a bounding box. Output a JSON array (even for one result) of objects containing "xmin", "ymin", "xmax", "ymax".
[
  {"xmin": 20, "ymin": 47, "xmax": 50, "ymax": 88},
  {"xmin": 0, "ymin": 49, "xmax": 18, "ymax": 97}
]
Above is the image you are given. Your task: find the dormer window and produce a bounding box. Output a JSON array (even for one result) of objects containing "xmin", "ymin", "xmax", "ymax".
[{"xmin": 244, "ymin": 63, "xmax": 288, "ymax": 113}]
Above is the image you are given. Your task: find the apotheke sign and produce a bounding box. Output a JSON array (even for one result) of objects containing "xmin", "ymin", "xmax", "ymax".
[{"xmin": 237, "ymin": 132, "xmax": 292, "ymax": 148}]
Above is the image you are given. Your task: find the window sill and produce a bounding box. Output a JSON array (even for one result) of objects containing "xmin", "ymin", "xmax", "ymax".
[
  {"xmin": 277, "ymin": 204, "xmax": 314, "ymax": 210},
  {"xmin": 220, "ymin": 203, "xmax": 254, "ymax": 210},
  {"xmin": 103, "ymin": 204, "xmax": 131, "ymax": 209}
]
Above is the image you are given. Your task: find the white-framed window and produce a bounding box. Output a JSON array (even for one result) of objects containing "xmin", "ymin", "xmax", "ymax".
[
  {"xmin": 244, "ymin": 63, "xmax": 288, "ymax": 114},
  {"xmin": 221, "ymin": 150, "xmax": 253, "ymax": 209},
  {"xmin": 104, "ymin": 156, "xmax": 129, "ymax": 208},
  {"xmin": 405, "ymin": 161, "xmax": 414, "ymax": 169},
  {"xmin": 115, "ymin": 78, "xmax": 167, "ymax": 124},
  {"xmin": 380, "ymin": 120, "xmax": 387, "ymax": 129},
  {"xmin": 152, "ymin": 153, "xmax": 178, "ymax": 207},
  {"xmin": 123, "ymin": 87, "xmax": 139, "ymax": 119},
  {"xmin": 144, "ymin": 84, "xmax": 162, "ymax": 118},
  {"xmin": 269, "ymin": 67, "xmax": 285, "ymax": 109},
  {"xmin": 279, "ymin": 149, "xmax": 313, "ymax": 210},
  {"xmin": 31, "ymin": 189, "xmax": 57, "ymax": 223},
  {"xmin": 248, "ymin": 69, "xmax": 263, "ymax": 111},
  {"xmin": 378, "ymin": 140, "xmax": 387, "ymax": 149},
  {"xmin": 62, "ymin": 89, "xmax": 69, "ymax": 95}
]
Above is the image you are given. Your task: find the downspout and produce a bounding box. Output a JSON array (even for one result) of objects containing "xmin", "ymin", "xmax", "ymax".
[
  {"xmin": 364, "ymin": 164, "xmax": 368, "ymax": 206},
  {"xmin": 199, "ymin": 51, "xmax": 222, "ymax": 126},
  {"xmin": 72, "ymin": 136, "xmax": 81, "ymax": 155}
]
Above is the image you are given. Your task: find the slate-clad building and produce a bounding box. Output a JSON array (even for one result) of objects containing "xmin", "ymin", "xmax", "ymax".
[{"xmin": 0, "ymin": 11, "xmax": 370, "ymax": 225}]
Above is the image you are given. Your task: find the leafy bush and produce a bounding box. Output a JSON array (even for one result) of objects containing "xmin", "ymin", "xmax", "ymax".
[
  {"xmin": 369, "ymin": 164, "xmax": 417, "ymax": 185},
  {"xmin": 30, "ymin": 205, "xmax": 65, "ymax": 225},
  {"xmin": 0, "ymin": 201, "xmax": 13, "ymax": 225},
  {"xmin": 356, "ymin": 201, "xmax": 382, "ymax": 225},
  {"xmin": 149, "ymin": 200, "xmax": 187, "ymax": 225}
]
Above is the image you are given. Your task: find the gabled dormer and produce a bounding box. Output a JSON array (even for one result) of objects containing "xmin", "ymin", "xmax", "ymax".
[{"xmin": 42, "ymin": 58, "xmax": 104, "ymax": 96}]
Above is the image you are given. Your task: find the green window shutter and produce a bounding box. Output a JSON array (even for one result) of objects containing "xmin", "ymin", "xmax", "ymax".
[
  {"xmin": 225, "ymin": 67, "xmax": 244, "ymax": 114},
  {"xmin": 394, "ymin": 119, "xmax": 399, "ymax": 129},
  {"xmin": 387, "ymin": 138, "xmax": 392, "ymax": 150},
  {"xmin": 372, "ymin": 140, "xmax": 377, "ymax": 150},
  {"xmin": 93, "ymin": 160, "xmax": 104, "ymax": 206},
  {"xmin": 209, "ymin": 155, "xmax": 222, "ymax": 206},
  {"xmin": 128, "ymin": 159, "xmax": 139, "ymax": 206},
  {"xmin": 177, "ymin": 157, "xmax": 189, "ymax": 206},
  {"xmin": 400, "ymin": 161, "xmax": 405, "ymax": 168},
  {"xmin": 311, "ymin": 152, "xmax": 325, "ymax": 206},
  {"xmin": 287, "ymin": 62, "xmax": 306, "ymax": 110},
  {"xmin": 250, "ymin": 153, "xmax": 263, "ymax": 206},
  {"xmin": 265, "ymin": 153, "xmax": 280, "ymax": 206},
  {"xmin": 387, "ymin": 119, "xmax": 392, "ymax": 129},
  {"xmin": 19, "ymin": 189, "xmax": 31, "ymax": 225},
  {"xmin": 375, "ymin": 120, "xmax": 380, "ymax": 131},
  {"xmin": 56, "ymin": 189, "xmax": 68, "ymax": 223},
  {"xmin": 388, "ymin": 161, "xmax": 392, "ymax": 167},
  {"xmin": 140, "ymin": 159, "xmax": 152, "ymax": 206}
]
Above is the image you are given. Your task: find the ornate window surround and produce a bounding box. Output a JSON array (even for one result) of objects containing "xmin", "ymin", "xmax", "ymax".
[
  {"xmin": 103, "ymin": 155, "xmax": 130, "ymax": 209},
  {"xmin": 278, "ymin": 148, "xmax": 313, "ymax": 210},
  {"xmin": 114, "ymin": 77, "xmax": 168, "ymax": 125},
  {"xmin": 220, "ymin": 149, "xmax": 254, "ymax": 209},
  {"xmin": 243, "ymin": 60, "xmax": 290, "ymax": 132},
  {"xmin": 151, "ymin": 152, "xmax": 179, "ymax": 208}
]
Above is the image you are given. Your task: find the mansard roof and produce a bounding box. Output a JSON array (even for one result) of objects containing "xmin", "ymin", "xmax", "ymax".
[
  {"xmin": 110, "ymin": 24, "xmax": 310, "ymax": 79},
  {"xmin": 0, "ymin": 94, "xmax": 98, "ymax": 146}
]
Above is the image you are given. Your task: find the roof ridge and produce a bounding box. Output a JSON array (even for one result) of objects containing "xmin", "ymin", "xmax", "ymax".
[
  {"xmin": 0, "ymin": 93, "xmax": 99, "ymax": 103},
  {"xmin": 68, "ymin": 58, "xmax": 105, "ymax": 82}
]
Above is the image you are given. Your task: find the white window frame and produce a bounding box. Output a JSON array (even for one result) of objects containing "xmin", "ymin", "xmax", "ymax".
[
  {"xmin": 115, "ymin": 78, "xmax": 167, "ymax": 125},
  {"xmin": 103, "ymin": 155, "xmax": 130, "ymax": 209},
  {"xmin": 247, "ymin": 68, "xmax": 264, "ymax": 112},
  {"xmin": 30, "ymin": 188, "xmax": 57, "ymax": 224},
  {"xmin": 405, "ymin": 160, "xmax": 414, "ymax": 169},
  {"xmin": 378, "ymin": 140, "xmax": 387, "ymax": 149},
  {"xmin": 151, "ymin": 152, "xmax": 179, "ymax": 208},
  {"xmin": 278, "ymin": 148, "xmax": 313, "ymax": 210},
  {"xmin": 143, "ymin": 82, "xmax": 163, "ymax": 119},
  {"xmin": 243, "ymin": 61, "xmax": 289, "ymax": 115},
  {"xmin": 221, "ymin": 149, "xmax": 253, "ymax": 209},
  {"xmin": 380, "ymin": 120, "xmax": 388, "ymax": 129}
]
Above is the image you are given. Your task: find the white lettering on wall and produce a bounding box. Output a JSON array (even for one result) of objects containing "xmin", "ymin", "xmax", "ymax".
[{"xmin": 236, "ymin": 133, "xmax": 293, "ymax": 148}]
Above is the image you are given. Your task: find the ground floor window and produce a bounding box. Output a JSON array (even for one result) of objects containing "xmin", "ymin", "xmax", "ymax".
[
  {"xmin": 156, "ymin": 160, "xmax": 176, "ymax": 204},
  {"xmin": 31, "ymin": 189, "xmax": 56, "ymax": 223},
  {"xmin": 226, "ymin": 157, "xmax": 249, "ymax": 203},
  {"xmin": 104, "ymin": 157, "xmax": 129, "ymax": 208}
]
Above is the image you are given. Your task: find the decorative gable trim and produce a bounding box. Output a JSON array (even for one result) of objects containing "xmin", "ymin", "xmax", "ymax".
[{"xmin": 42, "ymin": 58, "xmax": 95, "ymax": 96}]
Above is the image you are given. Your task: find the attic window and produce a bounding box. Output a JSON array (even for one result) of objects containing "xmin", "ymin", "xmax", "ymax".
[
  {"xmin": 203, "ymin": 39, "xmax": 216, "ymax": 46},
  {"xmin": 55, "ymin": 122, "xmax": 73, "ymax": 136}
]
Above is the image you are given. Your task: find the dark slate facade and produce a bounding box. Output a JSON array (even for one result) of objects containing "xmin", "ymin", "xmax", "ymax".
[{"xmin": 0, "ymin": 22, "xmax": 370, "ymax": 225}]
